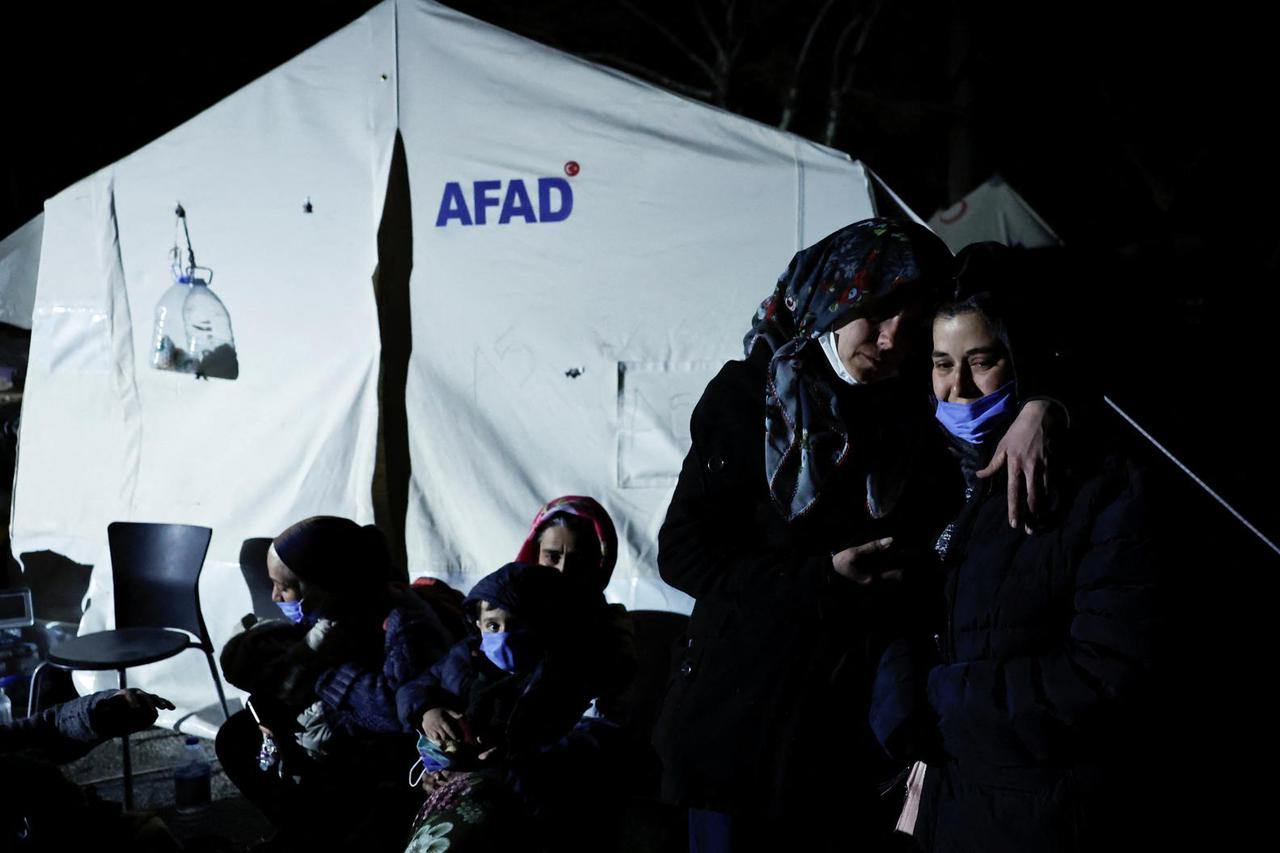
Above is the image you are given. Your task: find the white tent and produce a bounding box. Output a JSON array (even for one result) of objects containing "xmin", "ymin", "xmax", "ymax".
[
  {"xmin": 11, "ymin": 0, "xmax": 882, "ymax": 731},
  {"xmin": 0, "ymin": 213, "xmax": 43, "ymax": 329},
  {"xmin": 927, "ymin": 175, "xmax": 1061, "ymax": 252}
]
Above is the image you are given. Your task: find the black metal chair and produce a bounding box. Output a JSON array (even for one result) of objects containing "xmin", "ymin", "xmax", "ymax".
[
  {"xmin": 26, "ymin": 522, "xmax": 230, "ymax": 808},
  {"xmin": 239, "ymin": 537, "xmax": 277, "ymax": 621}
]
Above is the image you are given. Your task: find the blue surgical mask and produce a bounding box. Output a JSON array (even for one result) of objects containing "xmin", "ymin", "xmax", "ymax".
[
  {"xmin": 409, "ymin": 733, "xmax": 451, "ymax": 787},
  {"xmin": 480, "ymin": 631, "xmax": 519, "ymax": 672},
  {"xmin": 275, "ymin": 599, "xmax": 305, "ymax": 624},
  {"xmin": 935, "ymin": 382, "xmax": 1015, "ymax": 445}
]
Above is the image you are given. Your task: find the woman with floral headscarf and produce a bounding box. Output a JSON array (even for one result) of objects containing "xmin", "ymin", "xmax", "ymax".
[{"xmin": 652, "ymin": 220, "xmax": 1061, "ymax": 852}]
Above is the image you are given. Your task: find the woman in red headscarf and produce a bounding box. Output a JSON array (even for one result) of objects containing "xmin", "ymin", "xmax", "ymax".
[{"xmin": 515, "ymin": 496, "xmax": 637, "ymax": 727}]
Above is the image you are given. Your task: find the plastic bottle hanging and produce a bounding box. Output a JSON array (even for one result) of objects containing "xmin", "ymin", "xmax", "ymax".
[{"xmin": 152, "ymin": 203, "xmax": 239, "ymax": 380}]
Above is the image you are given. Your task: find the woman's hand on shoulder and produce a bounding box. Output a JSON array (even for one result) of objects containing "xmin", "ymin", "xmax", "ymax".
[{"xmin": 976, "ymin": 398, "xmax": 1061, "ymax": 531}]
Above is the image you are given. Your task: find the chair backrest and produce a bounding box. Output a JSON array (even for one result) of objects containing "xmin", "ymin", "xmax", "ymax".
[
  {"xmin": 626, "ymin": 609, "xmax": 691, "ymax": 739},
  {"xmin": 239, "ymin": 537, "xmax": 278, "ymax": 620},
  {"xmin": 108, "ymin": 522, "xmax": 213, "ymax": 642}
]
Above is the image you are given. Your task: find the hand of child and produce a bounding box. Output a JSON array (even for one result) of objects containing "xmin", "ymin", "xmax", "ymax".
[
  {"xmin": 304, "ymin": 617, "xmax": 336, "ymax": 651},
  {"xmin": 421, "ymin": 769, "xmax": 453, "ymax": 793},
  {"xmin": 421, "ymin": 707, "xmax": 466, "ymax": 748}
]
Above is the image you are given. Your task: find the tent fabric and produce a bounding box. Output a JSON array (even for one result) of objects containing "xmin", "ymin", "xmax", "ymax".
[
  {"xmin": 0, "ymin": 213, "xmax": 43, "ymax": 329},
  {"xmin": 12, "ymin": 2, "xmax": 397, "ymax": 727},
  {"xmin": 927, "ymin": 174, "xmax": 1062, "ymax": 252},
  {"xmin": 395, "ymin": 0, "xmax": 874, "ymax": 611},
  {"xmin": 11, "ymin": 0, "xmax": 879, "ymax": 725}
]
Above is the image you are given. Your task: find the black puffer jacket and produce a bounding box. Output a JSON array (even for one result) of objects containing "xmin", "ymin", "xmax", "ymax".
[
  {"xmin": 873, "ymin": 440, "xmax": 1158, "ymax": 852},
  {"xmin": 654, "ymin": 346, "xmax": 956, "ymax": 823}
]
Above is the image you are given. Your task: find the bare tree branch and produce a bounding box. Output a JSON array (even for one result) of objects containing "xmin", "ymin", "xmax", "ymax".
[
  {"xmin": 850, "ymin": 0, "xmax": 885, "ymax": 59},
  {"xmin": 697, "ymin": 0, "xmax": 744, "ymax": 106},
  {"xmin": 620, "ymin": 0, "xmax": 718, "ymax": 83},
  {"xmin": 584, "ymin": 52, "xmax": 716, "ymax": 102},
  {"xmin": 830, "ymin": 12, "xmax": 865, "ymax": 85},
  {"xmin": 824, "ymin": 0, "xmax": 885, "ymax": 144},
  {"xmin": 824, "ymin": 8, "xmax": 866, "ymax": 144},
  {"xmin": 694, "ymin": 0, "xmax": 726, "ymax": 59},
  {"xmin": 780, "ymin": 0, "xmax": 837, "ymax": 131}
]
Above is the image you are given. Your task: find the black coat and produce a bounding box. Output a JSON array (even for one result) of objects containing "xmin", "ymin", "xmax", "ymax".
[
  {"xmin": 873, "ymin": 445, "xmax": 1158, "ymax": 852},
  {"xmin": 653, "ymin": 348, "xmax": 955, "ymax": 822}
]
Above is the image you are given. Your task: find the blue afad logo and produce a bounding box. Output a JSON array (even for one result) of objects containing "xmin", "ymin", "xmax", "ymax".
[{"xmin": 435, "ymin": 178, "xmax": 573, "ymax": 227}]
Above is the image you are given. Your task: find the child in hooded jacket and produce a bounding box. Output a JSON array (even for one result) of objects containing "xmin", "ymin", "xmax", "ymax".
[{"xmin": 397, "ymin": 562, "xmax": 615, "ymax": 853}]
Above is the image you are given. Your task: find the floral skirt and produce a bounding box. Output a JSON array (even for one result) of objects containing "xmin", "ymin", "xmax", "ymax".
[{"xmin": 405, "ymin": 770, "xmax": 529, "ymax": 853}]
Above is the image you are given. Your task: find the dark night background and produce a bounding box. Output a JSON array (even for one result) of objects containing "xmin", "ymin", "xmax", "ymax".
[
  {"xmin": 3, "ymin": 1, "xmax": 1275, "ymax": 534},
  {"xmin": 1, "ymin": 1, "xmax": 1274, "ymax": 838}
]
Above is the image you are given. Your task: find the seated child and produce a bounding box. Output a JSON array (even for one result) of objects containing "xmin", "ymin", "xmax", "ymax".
[{"xmin": 396, "ymin": 562, "xmax": 612, "ymax": 853}]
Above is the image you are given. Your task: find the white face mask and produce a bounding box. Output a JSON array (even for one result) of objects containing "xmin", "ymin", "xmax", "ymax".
[{"xmin": 819, "ymin": 330, "xmax": 860, "ymax": 386}]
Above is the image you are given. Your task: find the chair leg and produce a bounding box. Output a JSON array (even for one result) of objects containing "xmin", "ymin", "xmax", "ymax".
[
  {"xmin": 27, "ymin": 661, "xmax": 47, "ymax": 718},
  {"xmin": 118, "ymin": 669, "xmax": 134, "ymax": 811},
  {"xmin": 204, "ymin": 650, "xmax": 231, "ymax": 722}
]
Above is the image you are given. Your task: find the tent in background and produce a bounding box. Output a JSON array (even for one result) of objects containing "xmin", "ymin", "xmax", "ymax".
[
  {"xmin": 0, "ymin": 214, "xmax": 43, "ymax": 330},
  {"xmin": 9, "ymin": 0, "xmax": 883, "ymax": 731},
  {"xmin": 928, "ymin": 174, "xmax": 1061, "ymax": 252},
  {"xmin": 396, "ymin": 0, "xmax": 877, "ymax": 612}
]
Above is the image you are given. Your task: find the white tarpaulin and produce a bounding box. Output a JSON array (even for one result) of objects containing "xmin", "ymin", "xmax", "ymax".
[
  {"xmin": 927, "ymin": 175, "xmax": 1061, "ymax": 252},
  {"xmin": 12, "ymin": 0, "xmax": 881, "ymax": 726},
  {"xmin": 12, "ymin": 3, "xmax": 396, "ymax": 730},
  {"xmin": 396, "ymin": 0, "xmax": 875, "ymax": 611},
  {"xmin": 0, "ymin": 213, "xmax": 42, "ymax": 329}
]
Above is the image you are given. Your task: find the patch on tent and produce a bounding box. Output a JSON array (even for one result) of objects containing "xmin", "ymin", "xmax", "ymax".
[
  {"xmin": 616, "ymin": 361, "xmax": 721, "ymax": 488},
  {"xmin": 32, "ymin": 306, "xmax": 113, "ymax": 375}
]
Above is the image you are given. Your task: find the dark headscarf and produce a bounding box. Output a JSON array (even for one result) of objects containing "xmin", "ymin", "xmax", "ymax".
[
  {"xmin": 936, "ymin": 242, "xmax": 1070, "ymax": 516},
  {"xmin": 273, "ymin": 516, "xmax": 391, "ymax": 601},
  {"xmin": 943, "ymin": 241, "xmax": 1065, "ymax": 408},
  {"xmin": 463, "ymin": 562, "xmax": 602, "ymax": 648},
  {"xmin": 744, "ymin": 218, "xmax": 951, "ymax": 520}
]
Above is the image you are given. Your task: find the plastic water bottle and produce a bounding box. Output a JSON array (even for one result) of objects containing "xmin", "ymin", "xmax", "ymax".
[
  {"xmin": 152, "ymin": 270, "xmax": 238, "ymax": 380},
  {"xmin": 173, "ymin": 736, "xmax": 212, "ymax": 813},
  {"xmin": 0, "ymin": 685, "xmax": 12, "ymax": 725}
]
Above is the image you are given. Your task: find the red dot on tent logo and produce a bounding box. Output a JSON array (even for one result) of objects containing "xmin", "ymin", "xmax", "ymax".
[{"xmin": 564, "ymin": 161, "xmax": 580, "ymax": 177}]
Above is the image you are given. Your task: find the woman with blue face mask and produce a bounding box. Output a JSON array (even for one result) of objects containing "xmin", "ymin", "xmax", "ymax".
[
  {"xmin": 653, "ymin": 220, "xmax": 1068, "ymax": 853},
  {"xmin": 871, "ymin": 243, "xmax": 1160, "ymax": 851},
  {"xmin": 216, "ymin": 516, "xmax": 467, "ymax": 851}
]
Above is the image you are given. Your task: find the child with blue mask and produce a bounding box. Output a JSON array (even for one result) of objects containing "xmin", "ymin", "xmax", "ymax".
[{"xmin": 397, "ymin": 562, "xmax": 611, "ymax": 852}]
